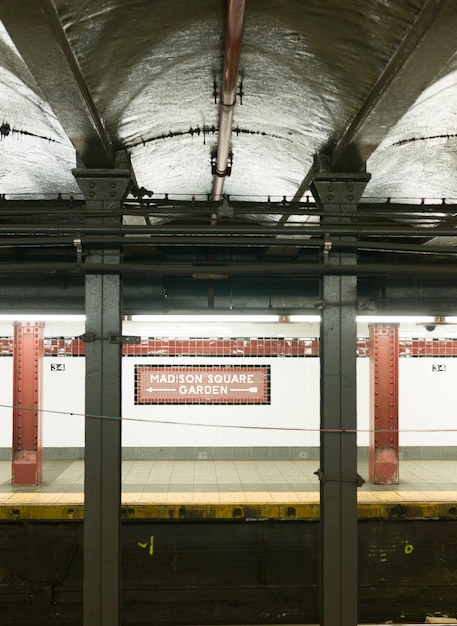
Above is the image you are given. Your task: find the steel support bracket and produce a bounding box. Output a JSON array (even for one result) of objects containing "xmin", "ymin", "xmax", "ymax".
[
  {"xmin": 72, "ymin": 168, "xmax": 132, "ymax": 202},
  {"xmin": 74, "ymin": 238, "xmax": 83, "ymax": 264},
  {"xmin": 108, "ymin": 334, "xmax": 140, "ymax": 344},
  {"xmin": 79, "ymin": 332, "xmax": 140, "ymax": 344},
  {"xmin": 323, "ymin": 235, "xmax": 332, "ymax": 264},
  {"xmin": 314, "ymin": 298, "xmax": 359, "ymax": 309},
  {"xmin": 310, "ymin": 171, "xmax": 371, "ymax": 207},
  {"xmin": 314, "ymin": 469, "xmax": 365, "ymax": 488},
  {"xmin": 211, "ymin": 152, "xmax": 232, "ymax": 177}
]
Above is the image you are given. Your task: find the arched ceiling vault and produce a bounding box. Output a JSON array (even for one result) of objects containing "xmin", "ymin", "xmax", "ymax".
[{"xmin": 1, "ymin": 0, "xmax": 457, "ymax": 310}]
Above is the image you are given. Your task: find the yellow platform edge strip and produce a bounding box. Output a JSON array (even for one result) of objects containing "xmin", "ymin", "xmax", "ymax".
[{"xmin": 1, "ymin": 501, "xmax": 457, "ymax": 521}]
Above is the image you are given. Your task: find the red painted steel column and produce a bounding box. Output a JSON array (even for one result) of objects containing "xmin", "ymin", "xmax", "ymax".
[
  {"xmin": 11, "ymin": 321, "xmax": 44, "ymax": 485},
  {"xmin": 369, "ymin": 324, "xmax": 399, "ymax": 484}
]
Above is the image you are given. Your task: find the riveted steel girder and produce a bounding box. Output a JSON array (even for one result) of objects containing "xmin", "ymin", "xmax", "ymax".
[
  {"xmin": 11, "ymin": 322, "xmax": 44, "ymax": 486},
  {"xmin": 311, "ymin": 172, "xmax": 370, "ymax": 626},
  {"xmin": 74, "ymin": 167, "xmax": 131, "ymax": 626},
  {"xmin": 369, "ymin": 324, "xmax": 399, "ymax": 485}
]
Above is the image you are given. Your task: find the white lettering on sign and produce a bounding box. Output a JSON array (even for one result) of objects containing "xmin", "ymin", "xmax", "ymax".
[
  {"xmin": 179, "ymin": 385, "xmax": 229, "ymax": 395},
  {"xmin": 148, "ymin": 372, "xmax": 256, "ymax": 385},
  {"xmin": 150, "ymin": 373, "xmax": 204, "ymax": 384},
  {"xmin": 208, "ymin": 373, "xmax": 254, "ymax": 384}
]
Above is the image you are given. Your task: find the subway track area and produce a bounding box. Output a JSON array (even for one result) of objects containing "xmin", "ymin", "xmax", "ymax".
[{"xmin": 1, "ymin": 460, "xmax": 457, "ymax": 625}]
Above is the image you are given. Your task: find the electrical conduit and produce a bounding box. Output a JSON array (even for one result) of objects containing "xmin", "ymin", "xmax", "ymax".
[{"xmin": 212, "ymin": 0, "xmax": 247, "ymax": 202}]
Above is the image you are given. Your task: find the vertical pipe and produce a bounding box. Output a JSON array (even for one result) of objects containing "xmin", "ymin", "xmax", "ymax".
[{"xmin": 212, "ymin": 0, "xmax": 246, "ymax": 201}]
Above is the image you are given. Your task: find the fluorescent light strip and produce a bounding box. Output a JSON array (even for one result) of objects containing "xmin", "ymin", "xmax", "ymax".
[
  {"xmin": 356, "ymin": 315, "xmax": 436, "ymax": 324},
  {"xmin": 130, "ymin": 314, "xmax": 438, "ymax": 324},
  {"xmin": 0, "ymin": 314, "xmax": 451, "ymax": 325},
  {"xmin": 129, "ymin": 314, "xmax": 281, "ymax": 323},
  {"xmin": 0, "ymin": 314, "xmax": 86, "ymax": 322},
  {"xmin": 287, "ymin": 315, "xmax": 321, "ymax": 322}
]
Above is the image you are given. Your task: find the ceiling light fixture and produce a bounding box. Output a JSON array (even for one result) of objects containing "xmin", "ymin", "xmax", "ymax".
[
  {"xmin": 128, "ymin": 314, "xmax": 281, "ymax": 323},
  {"xmin": 356, "ymin": 315, "xmax": 436, "ymax": 324},
  {"xmin": 0, "ymin": 314, "xmax": 86, "ymax": 322}
]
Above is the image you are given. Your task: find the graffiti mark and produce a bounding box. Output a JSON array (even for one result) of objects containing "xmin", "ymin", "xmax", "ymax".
[
  {"xmin": 404, "ymin": 543, "xmax": 414, "ymax": 555},
  {"xmin": 138, "ymin": 536, "xmax": 154, "ymax": 556}
]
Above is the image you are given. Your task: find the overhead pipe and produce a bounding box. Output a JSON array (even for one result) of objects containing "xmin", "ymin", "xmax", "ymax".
[{"xmin": 212, "ymin": 0, "xmax": 247, "ymax": 202}]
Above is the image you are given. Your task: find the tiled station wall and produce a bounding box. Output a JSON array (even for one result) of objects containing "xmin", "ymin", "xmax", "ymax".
[{"xmin": 0, "ymin": 321, "xmax": 456, "ymax": 458}]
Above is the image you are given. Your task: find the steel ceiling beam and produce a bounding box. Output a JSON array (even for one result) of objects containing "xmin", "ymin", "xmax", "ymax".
[
  {"xmin": 1, "ymin": 199, "xmax": 456, "ymax": 217},
  {"xmin": 0, "ymin": 0, "xmax": 114, "ymax": 168},
  {"xmin": 1, "ymin": 223, "xmax": 457, "ymax": 237},
  {"xmin": 1, "ymin": 235, "xmax": 456, "ymax": 252},
  {"xmin": 293, "ymin": 0, "xmax": 457, "ymax": 201},
  {"xmin": 3, "ymin": 236, "xmax": 457, "ymax": 258},
  {"xmin": 2, "ymin": 260, "xmax": 457, "ymax": 277}
]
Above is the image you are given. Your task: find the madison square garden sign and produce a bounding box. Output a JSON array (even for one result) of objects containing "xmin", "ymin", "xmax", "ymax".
[{"xmin": 135, "ymin": 364, "xmax": 271, "ymax": 405}]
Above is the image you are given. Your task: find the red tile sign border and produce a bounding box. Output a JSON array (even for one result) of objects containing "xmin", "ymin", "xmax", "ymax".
[{"xmin": 135, "ymin": 364, "xmax": 271, "ymax": 405}]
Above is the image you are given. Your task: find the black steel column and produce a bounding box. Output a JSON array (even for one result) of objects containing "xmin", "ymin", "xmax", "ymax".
[
  {"xmin": 310, "ymin": 168, "xmax": 370, "ymax": 626},
  {"xmin": 74, "ymin": 163, "xmax": 131, "ymax": 626}
]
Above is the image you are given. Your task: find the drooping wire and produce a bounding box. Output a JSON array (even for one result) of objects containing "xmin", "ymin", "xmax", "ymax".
[{"xmin": 1, "ymin": 403, "xmax": 457, "ymax": 434}]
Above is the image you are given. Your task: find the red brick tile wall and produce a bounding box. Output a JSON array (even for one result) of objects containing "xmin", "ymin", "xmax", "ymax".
[{"xmin": 0, "ymin": 336, "xmax": 456, "ymax": 357}]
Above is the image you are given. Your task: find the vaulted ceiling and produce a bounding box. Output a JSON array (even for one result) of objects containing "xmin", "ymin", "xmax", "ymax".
[{"xmin": 1, "ymin": 0, "xmax": 457, "ymax": 313}]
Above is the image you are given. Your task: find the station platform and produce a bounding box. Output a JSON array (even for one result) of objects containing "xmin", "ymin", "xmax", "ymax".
[{"xmin": 1, "ymin": 459, "xmax": 457, "ymax": 521}]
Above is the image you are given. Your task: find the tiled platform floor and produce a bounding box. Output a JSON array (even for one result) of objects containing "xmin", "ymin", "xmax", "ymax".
[{"xmin": 1, "ymin": 459, "xmax": 457, "ymax": 505}]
